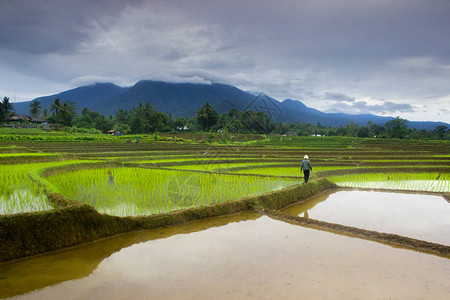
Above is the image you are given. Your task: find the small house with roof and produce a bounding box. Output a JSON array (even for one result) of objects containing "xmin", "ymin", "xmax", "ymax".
[
  {"xmin": 107, "ymin": 129, "xmax": 122, "ymax": 136},
  {"xmin": 7, "ymin": 114, "xmax": 44, "ymax": 124},
  {"xmin": 283, "ymin": 131, "xmax": 297, "ymax": 136}
]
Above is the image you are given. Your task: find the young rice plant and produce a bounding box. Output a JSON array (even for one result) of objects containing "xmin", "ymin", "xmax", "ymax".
[{"xmin": 46, "ymin": 167, "xmax": 298, "ymax": 216}]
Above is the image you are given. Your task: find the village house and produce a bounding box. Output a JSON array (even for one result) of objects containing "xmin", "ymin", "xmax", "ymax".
[
  {"xmin": 7, "ymin": 114, "xmax": 43, "ymax": 124},
  {"xmin": 5, "ymin": 114, "xmax": 44, "ymax": 127},
  {"xmin": 106, "ymin": 130, "xmax": 123, "ymax": 136},
  {"xmin": 283, "ymin": 131, "xmax": 297, "ymax": 136}
]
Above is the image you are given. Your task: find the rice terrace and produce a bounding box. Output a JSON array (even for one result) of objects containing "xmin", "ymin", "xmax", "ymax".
[{"xmin": 0, "ymin": 130, "xmax": 448, "ymax": 299}]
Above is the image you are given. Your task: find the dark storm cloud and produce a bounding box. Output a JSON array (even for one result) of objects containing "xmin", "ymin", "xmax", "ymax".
[
  {"xmin": 4, "ymin": 0, "xmax": 448, "ymax": 60},
  {"xmin": 0, "ymin": 0, "xmax": 143, "ymax": 54},
  {"xmin": 0, "ymin": 0, "xmax": 449, "ymax": 122}
]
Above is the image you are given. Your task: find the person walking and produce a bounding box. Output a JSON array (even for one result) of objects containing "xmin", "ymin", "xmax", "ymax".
[{"xmin": 301, "ymin": 155, "xmax": 312, "ymax": 183}]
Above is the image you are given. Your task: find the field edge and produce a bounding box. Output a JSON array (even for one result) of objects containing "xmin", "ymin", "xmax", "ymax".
[{"xmin": 0, "ymin": 178, "xmax": 336, "ymax": 262}]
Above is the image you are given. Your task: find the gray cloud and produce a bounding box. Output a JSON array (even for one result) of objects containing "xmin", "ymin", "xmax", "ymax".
[
  {"xmin": 0, "ymin": 0, "xmax": 449, "ymax": 122},
  {"xmin": 326, "ymin": 100, "xmax": 414, "ymax": 115},
  {"xmin": 161, "ymin": 51, "xmax": 188, "ymax": 62},
  {"xmin": 379, "ymin": 101, "xmax": 414, "ymax": 113},
  {"xmin": 0, "ymin": 0, "xmax": 144, "ymax": 54},
  {"xmin": 323, "ymin": 93, "xmax": 355, "ymax": 102}
]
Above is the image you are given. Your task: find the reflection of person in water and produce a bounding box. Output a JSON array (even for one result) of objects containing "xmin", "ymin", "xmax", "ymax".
[
  {"xmin": 304, "ymin": 210, "xmax": 309, "ymax": 219},
  {"xmin": 301, "ymin": 155, "xmax": 312, "ymax": 183}
]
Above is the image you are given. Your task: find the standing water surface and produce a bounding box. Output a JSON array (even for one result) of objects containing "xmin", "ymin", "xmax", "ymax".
[
  {"xmin": 1, "ymin": 210, "xmax": 449, "ymax": 299},
  {"xmin": 281, "ymin": 190, "xmax": 450, "ymax": 245}
]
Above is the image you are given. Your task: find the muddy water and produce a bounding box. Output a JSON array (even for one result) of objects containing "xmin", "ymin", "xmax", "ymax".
[
  {"xmin": 1, "ymin": 212, "xmax": 449, "ymax": 299},
  {"xmin": 282, "ymin": 190, "xmax": 450, "ymax": 245}
]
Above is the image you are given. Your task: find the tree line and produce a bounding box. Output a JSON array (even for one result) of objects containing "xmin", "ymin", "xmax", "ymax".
[{"xmin": 1, "ymin": 97, "xmax": 449, "ymax": 140}]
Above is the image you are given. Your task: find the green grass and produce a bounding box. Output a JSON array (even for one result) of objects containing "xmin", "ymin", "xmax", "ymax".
[{"xmin": 46, "ymin": 167, "xmax": 298, "ymax": 216}]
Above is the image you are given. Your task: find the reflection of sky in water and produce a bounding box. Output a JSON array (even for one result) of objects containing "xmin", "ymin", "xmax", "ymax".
[
  {"xmin": 3, "ymin": 215, "xmax": 449, "ymax": 300},
  {"xmin": 282, "ymin": 190, "xmax": 450, "ymax": 245}
]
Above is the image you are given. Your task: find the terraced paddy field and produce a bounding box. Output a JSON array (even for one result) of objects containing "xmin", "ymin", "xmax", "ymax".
[
  {"xmin": 1, "ymin": 213, "xmax": 449, "ymax": 300},
  {"xmin": 0, "ymin": 134, "xmax": 449, "ymax": 298}
]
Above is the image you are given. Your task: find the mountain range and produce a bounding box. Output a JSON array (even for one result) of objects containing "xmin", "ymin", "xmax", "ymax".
[{"xmin": 13, "ymin": 80, "xmax": 448, "ymax": 130}]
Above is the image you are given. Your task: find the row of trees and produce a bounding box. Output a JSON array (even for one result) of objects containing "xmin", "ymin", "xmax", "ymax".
[
  {"xmin": 271, "ymin": 117, "xmax": 449, "ymax": 140},
  {"xmin": 196, "ymin": 104, "xmax": 448, "ymax": 140},
  {"xmin": 1, "ymin": 97, "xmax": 449, "ymax": 140}
]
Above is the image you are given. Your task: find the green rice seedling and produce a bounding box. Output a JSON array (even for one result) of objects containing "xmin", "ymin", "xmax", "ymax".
[
  {"xmin": 169, "ymin": 163, "xmax": 244, "ymax": 171},
  {"xmin": 253, "ymin": 135, "xmax": 361, "ymax": 148},
  {"xmin": 0, "ymin": 153, "xmax": 57, "ymax": 157},
  {"xmin": 232, "ymin": 166, "xmax": 356, "ymax": 176},
  {"xmin": 0, "ymin": 160, "xmax": 101, "ymax": 214},
  {"xmin": 329, "ymin": 172, "xmax": 450, "ymax": 192},
  {"xmin": 46, "ymin": 167, "xmax": 298, "ymax": 216},
  {"xmin": 125, "ymin": 157, "xmax": 266, "ymax": 164},
  {"xmin": 169, "ymin": 162, "xmax": 290, "ymax": 172},
  {"xmin": 0, "ymin": 188, "xmax": 50, "ymax": 214}
]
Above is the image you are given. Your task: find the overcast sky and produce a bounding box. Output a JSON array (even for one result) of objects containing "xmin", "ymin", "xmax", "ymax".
[{"xmin": 1, "ymin": 0, "xmax": 449, "ymax": 122}]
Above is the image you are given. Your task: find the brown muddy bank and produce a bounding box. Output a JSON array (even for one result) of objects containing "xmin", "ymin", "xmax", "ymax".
[{"xmin": 0, "ymin": 178, "xmax": 336, "ymax": 262}]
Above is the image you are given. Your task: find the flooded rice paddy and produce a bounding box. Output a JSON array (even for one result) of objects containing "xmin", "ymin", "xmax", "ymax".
[
  {"xmin": 1, "ymin": 209, "xmax": 449, "ymax": 299},
  {"xmin": 45, "ymin": 167, "xmax": 297, "ymax": 216},
  {"xmin": 0, "ymin": 189, "xmax": 51, "ymax": 215},
  {"xmin": 282, "ymin": 190, "xmax": 450, "ymax": 245},
  {"xmin": 328, "ymin": 173, "xmax": 450, "ymax": 192},
  {"xmin": 335, "ymin": 180, "xmax": 450, "ymax": 192}
]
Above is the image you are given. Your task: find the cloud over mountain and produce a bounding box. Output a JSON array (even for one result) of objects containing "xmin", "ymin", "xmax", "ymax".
[{"xmin": 1, "ymin": 0, "xmax": 449, "ymax": 122}]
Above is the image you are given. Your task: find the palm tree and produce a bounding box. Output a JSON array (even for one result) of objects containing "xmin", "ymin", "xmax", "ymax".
[
  {"xmin": 58, "ymin": 102, "xmax": 75, "ymax": 126},
  {"xmin": 29, "ymin": 100, "xmax": 42, "ymax": 118},
  {"xmin": 50, "ymin": 98, "xmax": 62, "ymax": 116},
  {"xmin": 42, "ymin": 109, "xmax": 49, "ymax": 120}
]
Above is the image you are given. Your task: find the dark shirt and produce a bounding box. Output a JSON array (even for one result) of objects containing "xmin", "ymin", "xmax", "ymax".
[{"xmin": 301, "ymin": 159, "xmax": 312, "ymax": 171}]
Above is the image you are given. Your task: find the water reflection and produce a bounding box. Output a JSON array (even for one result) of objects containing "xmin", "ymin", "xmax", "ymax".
[
  {"xmin": 282, "ymin": 189, "xmax": 334, "ymax": 220},
  {"xmin": 3, "ymin": 213, "xmax": 449, "ymax": 300},
  {"xmin": 0, "ymin": 212, "xmax": 259, "ymax": 298},
  {"xmin": 282, "ymin": 190, "xmax": 450, "ymax": 245}
]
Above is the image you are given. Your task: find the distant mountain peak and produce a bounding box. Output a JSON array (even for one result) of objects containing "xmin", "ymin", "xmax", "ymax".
[{"xmin": 11, "ymin": 79, "xmax": 448, "ymax": 130}]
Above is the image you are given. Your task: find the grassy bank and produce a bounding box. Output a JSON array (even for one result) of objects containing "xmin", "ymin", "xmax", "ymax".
[{"xmin": 0, "ymin": 178, "xmax": 336, "ymax": 262}]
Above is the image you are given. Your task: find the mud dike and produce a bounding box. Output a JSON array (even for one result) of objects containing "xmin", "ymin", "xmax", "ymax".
[
  {"xmin": 259, "ymin": 208, "xmax": 450, "ymax": 258},
  {"xmin": 1, "ymin": 177, "xmax": 448, "ymax": 262}
]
